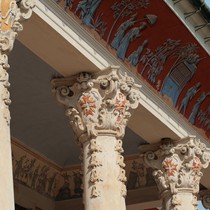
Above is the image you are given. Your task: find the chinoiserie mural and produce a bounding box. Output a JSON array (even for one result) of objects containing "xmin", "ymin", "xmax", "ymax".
[
  {"xmin": 55, "ymin": 0, "xmax": 210, "ymax": 139},
  {"xmin": 12, "ymin": 139, "xmax": 155, "ymax": 201}
]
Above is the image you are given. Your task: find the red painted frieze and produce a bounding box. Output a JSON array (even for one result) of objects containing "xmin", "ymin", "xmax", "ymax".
[{"xmin": 56, "ymin": 0, "xmax": 210, "ymax": 139}]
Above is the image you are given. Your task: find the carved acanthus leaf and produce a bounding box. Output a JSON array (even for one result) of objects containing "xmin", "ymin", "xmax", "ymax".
[
  {"xmin": 141, "ymin": 136, "xmax": 210, "ymax": 195},
  {"xmin": 52, "ymin": 66, "xmax": 141, "ymax": 143}
]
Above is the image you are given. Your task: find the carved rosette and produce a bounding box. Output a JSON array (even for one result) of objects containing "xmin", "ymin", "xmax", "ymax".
[
  {"xmin": 0, "ymin": 0, "xmax": 35, "ymax": 124},
  {"xmin": 52, "ymin": 66, "xmax": 141, "ymax": 198},
  {"xmin": 140, "ymin": 136, "xmax": 210, "ymax": 210},
  {"xmin": 52, "ymin": 66, "xmax": 141, "ymax": 143}
]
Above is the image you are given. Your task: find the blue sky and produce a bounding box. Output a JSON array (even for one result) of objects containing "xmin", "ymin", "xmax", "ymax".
[
  {"xmin": 198, "ymin": 201, "xmax": 208, "ymax": 210},
  {"xmin": 204, "ymin": 0, "xmax": 210, "ymax": 8}
]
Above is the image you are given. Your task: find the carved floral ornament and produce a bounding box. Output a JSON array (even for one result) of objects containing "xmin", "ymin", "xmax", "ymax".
[
  {"xmin": 51, "ymin": 66, "xmax": 141, "ymax": 144},
  {"xmin": 0, "ymin": 0, "xmax": 35, "ymax": 124},
  {"xmin": 140, "ymin": 136, "xmax": 210, "ymax": 207}
]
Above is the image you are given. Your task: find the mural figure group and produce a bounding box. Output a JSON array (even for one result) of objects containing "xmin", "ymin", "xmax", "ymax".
[
  {"xmin": 56, "ymin": 0, "xmax": 209, "ymax": 137},
  {"xmin": 178, "ymin": 82, "xmax": 201, "ymax": 116},
  {"xmin": 117, "ymin": 22, "xmax": 147, "ymax": 60},
  {"xmin": 127, "ymin": 39, "xmax": 148, "ymax": 66},
  {"xmin": 127, "ymin": 161, "xmax": 147, "ymax": 190},
  {"xmin": 189, "ymin": 92, "xmax": 210, "ymax": 125},
  {"xmin": 198, "ymin": 106, "xmax": 210, "ymax": 130},
  {"xmin": 111, "ymin": 14, "xmax": 136, "ymax": 50},
  {"xmin": 74, "ymin": 0, "xmax": 102, "ymax": 28},
  {"xmin": 13, "ymin": 153, "xmax": 83, "ymax": 200}
]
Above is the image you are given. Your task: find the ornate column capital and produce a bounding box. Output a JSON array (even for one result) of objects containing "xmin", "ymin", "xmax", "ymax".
[
  {"xmin": 52, "ymin": 66, "xmax": 141, "ymax": 143},
  {"xmin": 0, "ymin": 0, "xmax": 35, "ymax": 124},
  {"xmin": 52, "ymin": 67, "xmax": 141, "ymax": 210},
  {"xmin": 1, "ymin": 0, "xmax": 35, "ymax": 52},
  {"xmin": 140, "ymin": 136, "xmax": 210, "ymax": 210}
]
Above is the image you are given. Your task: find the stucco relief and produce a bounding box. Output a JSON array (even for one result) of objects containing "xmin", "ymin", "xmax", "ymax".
[
  {"xmin": 12, "ymin": 140, "xmax": 83, "ymax": 201},
  {"xmin": 141, "ymin": 136, "xmax": 210, "ymax": 210},
  {"xmin": 0, "ymin": 0, "xmax": 35, "ymax": 124},
  {"xmin": 52, "ymin": 67, "xmax": 141, "ymax": 143},
  {"xmin": 12, "ymin": 139, "xmax": 156, "ymax": 201},
  {"xmin": 55, "ymin": 0, "xmax": 210, "ymax": 138}
]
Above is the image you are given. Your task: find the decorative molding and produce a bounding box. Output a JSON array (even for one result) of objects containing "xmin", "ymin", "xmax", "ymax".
[
  {"xmin": 140, "ymin": 136, "xmax": 210, "ymax": 210},
  {"xmin": 0, "ymin": 0, "xmax": 35, "ymax": 124}
]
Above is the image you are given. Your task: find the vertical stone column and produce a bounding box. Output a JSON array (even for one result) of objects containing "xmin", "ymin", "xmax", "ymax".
[
  {"xmin": 140, "ymin": 136, "xmax": 210, "ymax": 210},
  {"xmin": 52, "ymin": 66, "xmax": 141, "ymax": 210},
  {"xmin": 0, "ymin": 1, "xmax": 35, "ymax": 209}
]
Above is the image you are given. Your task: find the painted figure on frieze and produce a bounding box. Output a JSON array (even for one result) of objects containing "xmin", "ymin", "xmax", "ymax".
[
  {"xmin": 92, "ymin": 12, "xmax": 107, "ymax": 38},
  {"xmin": 56, "ymin": 172, "xmax": 72, "ymax": 201},
  {"xmin": 178, "ymin": 82, "xmax": 201, "ymax": 116},
  {"xmin": 75, "ymin": 0, "xmax": 102, "ymax": 28},
  {"xmin": 31, "ymin": 165, "xmax": 40, "ymax": 189},
  {"xmin": 141, "ymin": 39, "xmax": 181, "ymax": 83},
  {"xmin": 127, "ymin": 160, "xmax": 147, "ymax": 189},
  {"xmin": 36, "ymin": 166, "xmax": 50, "ymax": 194},
  {"xmin": 111, "ymin": 14, "xmax": 137, "ymax": 50},
  {"xmin": 117, "ymin": 22, "xmax": 147, "ymax": 60},
  {"xmin": 127, "ymin": 39, "xmax": 148, "ymax": 66},
  {"xmin": 47, "ymin": 172, "xmax": 58, "ymax": 196},
  {"xmin": 73, "ymin": 171, "xmax": 83, "ymax": 197},
  {"xmin": 198, "ymin": 106, "xmax": 210, "ymax": 130},
  {"xmin": 14, "ymin": 155, "xmax": 27, "ymax": 180},
  {"xmin": 188, "ymin": 92, "xmax": 210, "ymax": 125},
  {"xmin": 161, "ymin": 43, "xmax": 201, "ymax": 106},
  {"xmin": 65, "ymin": 0, "xmax": 74, "ymax": 10},
  {"xmin": 106, "ymin": 0, "xmax": 150, "ymax": 44}
]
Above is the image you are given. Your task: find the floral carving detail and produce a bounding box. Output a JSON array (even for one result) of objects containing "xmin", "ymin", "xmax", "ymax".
[
  {"xmin": 192, "ymin": 156, "xmax": 202, "ymax": 172},
  {"xmin": 79, "ymin": 93, "xmax": 97, "ymax": 117},
  {"xmin": 115, "ymin": 92, "xmax": 127, "ymax": 123},
  {"xmin": 163, "ymin": 158, "xmax": 178, "ymax": 177},
  {"xmin": 52, "ymin": 66, "xmax": 141, "ymax": 142}
]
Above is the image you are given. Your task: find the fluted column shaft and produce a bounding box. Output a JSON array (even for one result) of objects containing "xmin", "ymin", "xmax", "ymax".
[
  {"xmin": 52, "ymin": 66, "xmax": 141, "ymax": 210},
  {"xmin": 140, "ymin": 136, "xmax": 210, "ymax": 210},
  {"xmin": 0, "ymin": 1, "xmax": 35, "ymax": 209}
]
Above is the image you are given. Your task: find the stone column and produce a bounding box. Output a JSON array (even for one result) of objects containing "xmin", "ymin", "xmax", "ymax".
[
  {"xmin": 52, "ymin": 66, "xmax": 141, "ymax": 210},
  {"xmin": 140, "ymin": 136, "xmax": 210, "ymax": 210},
  {"xmin": 0, "ymin": 1, "xmax": 35, "ymax": 209}
]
